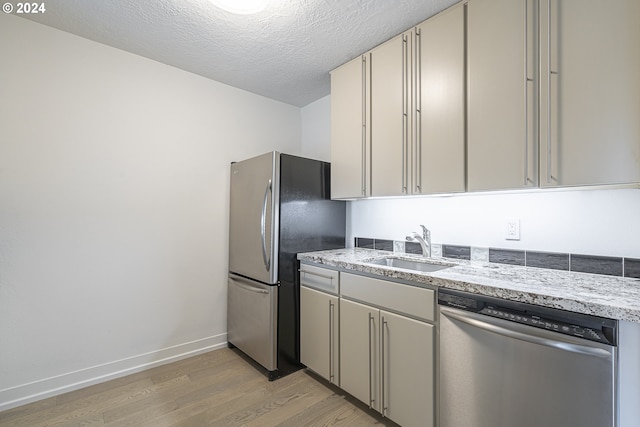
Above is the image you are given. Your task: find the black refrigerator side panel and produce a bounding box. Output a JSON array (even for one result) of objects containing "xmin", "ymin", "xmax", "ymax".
[
  {"xmin": 278, "ymin": 154, "xmax": 346, "ymax": 283},
  {"xmin": 277, "ymin": 154, "xmax": 346, "ymax": 374}
]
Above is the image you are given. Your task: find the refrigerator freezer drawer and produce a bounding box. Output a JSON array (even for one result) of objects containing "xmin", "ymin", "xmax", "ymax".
[{"xmin": 227, "ymin": 274, "xmax": 278, "ymax": 371}]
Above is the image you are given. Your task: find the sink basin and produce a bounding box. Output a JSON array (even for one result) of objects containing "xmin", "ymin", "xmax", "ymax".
[{"xmin": 368, "ymin": 257, "xmax": 453, "ymax": 273}]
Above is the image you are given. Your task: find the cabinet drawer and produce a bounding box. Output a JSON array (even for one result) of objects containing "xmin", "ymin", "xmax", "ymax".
[
  {"xmin": 300, "ymin": 263, "xmax": 340, "ymax": 294},
  {"xmin": 341, "ymin": 272, "xmax": 435, "ymax": 322}
]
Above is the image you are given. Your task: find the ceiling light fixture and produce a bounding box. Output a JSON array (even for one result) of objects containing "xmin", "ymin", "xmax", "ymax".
[{"xmin": 211, "ymin": 0, "xmax": 269, "ymax": 15}]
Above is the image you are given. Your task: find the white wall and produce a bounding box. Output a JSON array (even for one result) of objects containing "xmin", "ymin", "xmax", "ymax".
[
  {"xmin": 350, "ymin": 189, "xmax": 640, "ymax": 257},
  {"xmin": 301, "ymin": 95, "xmax": 331, "ymax": 162},
  {"xmin": 301, "ymin": 94, "xmax": 640, "ymax": 258},
  {"xmin": 0, "ymin": 14, "xmax": 301, "ymax": 410}
]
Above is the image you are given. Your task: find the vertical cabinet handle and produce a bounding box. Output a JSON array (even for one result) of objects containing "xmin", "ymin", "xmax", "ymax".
[
  {"xmin": 368, "ymin": 313, "xmax": 375, "ymax": 408},
  {"xmin": 362, "ymin": 55, "xmax": 368, "ymax": 195},
  {"xmin": 329, "ymin": 301, "xmax": 335, "ymax": 382},
  {"xmin": 415, "ymin": 28, "xmax": 422, "ymax": 193},
  {"xmin": 547, "ymin": 0, "xmax": 558, "ymax": 184},
  {"xmin": 381, "ymin": 316, "xmax": 388, "ymax": 417},
  {"xmin": 401, "ymin": 35, "xmax": 408, "ymax": 194},
  {"xmin": 523, "ymin": 0, "xmax": 533, "ymax": 186}
]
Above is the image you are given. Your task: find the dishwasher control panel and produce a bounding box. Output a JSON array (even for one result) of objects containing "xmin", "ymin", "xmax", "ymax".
[
  {"xmin": 438, "ymin": 289, "xmax": 617, "ymax": 346},
  {"xmin": 479, "ymin": 304, "xmax": 612, "ymax": 344}
]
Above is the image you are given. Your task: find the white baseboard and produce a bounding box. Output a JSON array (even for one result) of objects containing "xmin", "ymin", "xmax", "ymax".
[{"xmin": 0, "ymin": 333, "xmax": 228, "ymax": 412}]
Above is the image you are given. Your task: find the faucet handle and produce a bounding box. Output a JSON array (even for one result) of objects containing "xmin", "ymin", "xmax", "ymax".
[{"xmin": 419, "ymin": 224, "xmax": 430, "ymax": 240}]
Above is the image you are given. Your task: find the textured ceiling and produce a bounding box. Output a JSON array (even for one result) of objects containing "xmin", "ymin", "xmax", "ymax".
[{"xmin": 20, "ymin": 0, "xmax": 459, "ymax": 107}]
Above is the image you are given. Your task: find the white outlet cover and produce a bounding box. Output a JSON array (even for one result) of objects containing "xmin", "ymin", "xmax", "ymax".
[{"xmin": 505, "ymin": 218, "xmax": 521, "ymax": 240}]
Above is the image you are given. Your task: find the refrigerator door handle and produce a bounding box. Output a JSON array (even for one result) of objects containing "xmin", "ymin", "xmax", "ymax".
[{"xmin": 261, "ymin": 178, "xmax": 272, "ymax": 272}]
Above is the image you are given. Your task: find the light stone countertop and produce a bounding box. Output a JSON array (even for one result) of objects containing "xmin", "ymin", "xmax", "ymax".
[{"xmin": 297, "ymin": 248, "xmax": 640, "ymax": 323}]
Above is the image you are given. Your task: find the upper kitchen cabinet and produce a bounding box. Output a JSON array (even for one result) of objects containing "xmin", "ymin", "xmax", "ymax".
[
  {"xmin": 331, "ymin": 4, "xmax": 466, "ymax": 198},
  {"xmin": 332, "ymin": 0, "xmax": 639, "ymax": 197},
  {"xmin": 467, "ymin": 0, "xmax": 538, "ymax": 191},
  {"xmin": 370, "ymin": 32, "xmax": 412, "ymax": 197},
  {"xmin": 331, "ymin": 54, "xmax": 371, "ymax": 199},
  {"xmin": 414, "ymin": 3, "xmax": 466, "ymax": 194},
  {"xmin": 539, "ymin": 0, "xmax": 640, "ymax": 187},
  {"xmin": 331, "ymin": 32, "xmax": 412, "ymax": 198}
]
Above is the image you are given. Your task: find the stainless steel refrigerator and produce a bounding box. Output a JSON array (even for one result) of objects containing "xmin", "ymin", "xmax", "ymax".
[{"xmin": 227, "ymin": 151, "xmax": 346, "ymax": 380}]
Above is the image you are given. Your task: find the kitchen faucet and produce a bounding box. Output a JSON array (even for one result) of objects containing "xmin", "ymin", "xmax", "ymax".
[{"xmin": 406, "ymin": 225, "xmax": 431, "ymax": 258}]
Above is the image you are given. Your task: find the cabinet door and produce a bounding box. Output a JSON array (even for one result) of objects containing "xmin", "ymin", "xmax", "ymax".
[
  {"xmin": 539, "ymin": 0, "xmax": 640, "ymax": 187},
  {"xmin": 300, "ymin": 286, "xmax": 339, "ymax": 384},
  {"xmin": 331, "ymin": 55, "xmax": 371, "ymax": 199},
  {"xmin": 467, "ymin": 0, "xmax": 538, "ymax": 191},
  {"xmin": 415, "ymin": 4, "xmax": 466, "ymax": 194},
  {"xmin": 340, "ymin": 299, "xmax": 380, "ymax": 411},
  {"xmin": 381, "ymin": 310, "xmax": 435, "ymax": 427},
  {"xmin": 370, "ymin": 33, "xmax": 411, "ymax": 197}
]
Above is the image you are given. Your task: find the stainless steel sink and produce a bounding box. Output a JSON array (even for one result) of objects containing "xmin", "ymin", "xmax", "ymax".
[{"xmin": 368, "ymin": 257, "xmax": 453, "ymax": 273}]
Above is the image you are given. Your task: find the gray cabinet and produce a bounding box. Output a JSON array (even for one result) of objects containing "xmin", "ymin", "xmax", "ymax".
[
  {"xmin": 467, "ymin": 0, "xmax": 538, "ymax": 191},
  {"xmin": 369, "ymin": 6, "xmax": 466, "ymax": 197},
  {"xmin": 331, "ymin": 5, "xmax": 466, "ymax": 198},
  {"xmin": 331, "ymin": 32, "xmax": 411, "ymax": 199},
  {"xmin": 370, "ymin": 32, "xmax": 412, "ymax": 197},
  {"xmin": 330, "ymin": 55, "xmax": 371, "ymax": 199},
  {"xmin": 381, "ymin": 310, "xmax": 434, "ymax": 427},
  {"xmin": 468, "ymin": 0, "xmax": 640, "ymax": 191},
  {"xmin": 415, "ymin": 2, "xmax": 466, "ymax": 194},
  {"xmin": 332, "ymin": 0, "xmax": 639, "ymax": 196},
  {"xmin": 300, "ymin": 287, "xmax": 339, "ymax": 384},
  {"xmin": 339, "ymin": 272, "xmax": 435, "ymax": 427},
  {"xmin": 340, "ymin": 298, "xmax": 380, "ymax": 410},
  {"xmin": 299, "ymin": 264, "xmax": 340, "ymax": 384},
  {"xmin": 539, "ymin": 0, "xmax": 640, "ymax": 187}
]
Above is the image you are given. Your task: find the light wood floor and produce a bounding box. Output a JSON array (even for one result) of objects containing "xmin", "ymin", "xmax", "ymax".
[{"xmin": 0, "ymin": 348, "xmax": 397, "ymax": 426}]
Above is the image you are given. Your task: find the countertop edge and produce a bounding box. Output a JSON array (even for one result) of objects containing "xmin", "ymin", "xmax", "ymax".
[{"xmin": 298, "ymin": 248, "xmax": 640, "ymax": 323}]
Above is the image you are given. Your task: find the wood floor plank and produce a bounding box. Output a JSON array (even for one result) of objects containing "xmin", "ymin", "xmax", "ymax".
[
  {"xmin": 103, "ymin": 400, "xmax": 178, "ymax": 427},
  {"xmin": 0, "ymin": 396, "xmax": 57, "ymax": 425},
  {"xmin": 3, "ymin": 378, "xmax": 154, "ymax": 427},
  {"xmin": 100, "ymin": 375, "xmax": 190, "ymax": 423},
  {"xmin": 173, "ymin": 361, "xmax": 261, "ymax": 408},
  {"xmin": 167, "ymin": 385, "xmax": 271, "ymax": 427},
  {"xmin": 116, "ymin": 357, "xmax": 243, "ymax": 418},
  {"xmin": 210, "ymin": 371, "xmax": 331, "ymax": 426},
  {"xmin": 149, "ymin": 348, "xmax": 238, "ymax": 385},
  {"xmin": 138, "ymin": 364, "xmax": 268, "ymax": 426},
  {"xmin": 0, "ymin": 348, "xmax": 397, "ymax": 427},
  {"xmin": 167, "ymin": 366, "xmax": 316, "ymax": 427},
  {"xmin": 275, "ymin": 393, "xmax": 389, "ymax": 426}
]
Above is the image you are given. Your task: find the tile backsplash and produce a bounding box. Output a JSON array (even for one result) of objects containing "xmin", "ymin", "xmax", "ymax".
[{"xmin": 355, "ymin": 237, "xmax": 640, "ymax": 280}]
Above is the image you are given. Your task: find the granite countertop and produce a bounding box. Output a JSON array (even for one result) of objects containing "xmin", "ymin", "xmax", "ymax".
[{"xmin": 297, "ymin": 248, "xmax": 640, "ymax": 323}]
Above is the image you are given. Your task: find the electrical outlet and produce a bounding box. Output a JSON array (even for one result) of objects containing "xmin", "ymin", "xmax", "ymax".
[{"xmin": 505, "ymin": 218, "xmax": 520, "ymax": 240}]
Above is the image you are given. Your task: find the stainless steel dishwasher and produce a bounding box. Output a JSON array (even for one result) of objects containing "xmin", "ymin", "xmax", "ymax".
[{"xmin": 438, "ymin": 288, "xmax": 618, "ymax": 427}]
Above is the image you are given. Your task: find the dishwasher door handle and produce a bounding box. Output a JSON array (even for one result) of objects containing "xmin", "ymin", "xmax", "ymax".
[{"xmin": 440, "ymin": 307, "xmax": 613, "ymax": 359}]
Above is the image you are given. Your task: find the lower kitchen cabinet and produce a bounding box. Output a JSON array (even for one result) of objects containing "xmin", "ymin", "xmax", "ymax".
[
  {"xmin": 300, "ymin": 286, "xmax": 339, "ymax": 384},
  {"xmin": 299, "ymin": 264, "xmax": 340, "ymax": 385},
  {"xmin": 382, "ymin": 310, "xmax": 434, "ymax": 427},
  {"xmin": 340, "ymin": 299, "xmax": 435, "ymax": 427},
  {"xmin": 340, "ymin": 298, "xmax": 380, "ymax": 409},
  {"xmin": 301, "ymin": 266, "xmax": 436, "ymax": 427}
]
